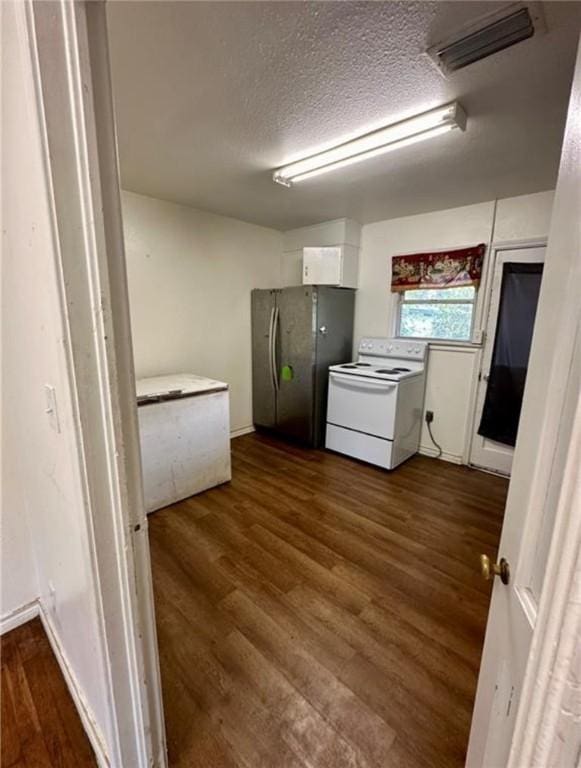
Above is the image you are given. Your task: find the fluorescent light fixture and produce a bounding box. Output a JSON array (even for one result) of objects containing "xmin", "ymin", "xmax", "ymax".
[{"xmin": 273, "ymin": 101, "xmax": 467, "ymax": 187}]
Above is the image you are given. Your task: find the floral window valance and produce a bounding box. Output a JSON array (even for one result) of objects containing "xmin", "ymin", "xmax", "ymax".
[{"xmin": 391, "ymin": 243, "xmax": 486, "ymax": 293}]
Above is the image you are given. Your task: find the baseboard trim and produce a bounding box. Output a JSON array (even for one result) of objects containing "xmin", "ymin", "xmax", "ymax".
[
  {"xmin": 467, "ymin": 461, "xmax": 511, "ymax": 478},
  {"xmin": 419, "ymin": 445, "xmax": 463, "ymax": 465},
  {"xmin": 230, "ymin": 425, "xmax": 255, "ymax": 439},
  {"xmin": 0, "ymin": 599, "xmax": 40, "ymax": 635},
  {"xmin": 38, "ymin": 604, "xmax": 110, "ymax": 768}
]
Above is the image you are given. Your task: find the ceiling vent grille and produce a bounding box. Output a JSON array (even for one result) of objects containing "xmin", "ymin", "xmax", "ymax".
[{"xmin": 427, "ymin": 3, "xmax": 545, "ymax": 77}]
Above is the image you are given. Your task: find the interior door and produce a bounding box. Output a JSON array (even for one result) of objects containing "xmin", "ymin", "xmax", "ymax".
[
  {"xmin": 470, "ymin": 246, "xmax": 545, "ymax": 475},
  {"xmin": 251, "ymin": 289, "xmax": 277, "ymax": 428},
  {"xmin": 275, "ymin": 286, "xmax": 316, "ymax": 443},
  {"xmin": 466, "ymin": 260, "xmax": 580, "ymax": 767}
]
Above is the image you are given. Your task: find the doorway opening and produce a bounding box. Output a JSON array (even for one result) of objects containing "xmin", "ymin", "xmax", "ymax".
[
  {"xmin": 469, "ymin": 244, "xmax": 546, "ymax": 476},
  {"xmin": 5, "ymin": 3, "xmax": 580, "ymax": 768},
  {"xmin": 103, "ymin": 4, "xmax": 579, "ymax": 768}
]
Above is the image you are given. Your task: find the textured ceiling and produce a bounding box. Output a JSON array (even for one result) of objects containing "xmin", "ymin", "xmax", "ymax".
[{"xmin": 107, "ymin": 1, "xmax": 581, "ymax": 230}]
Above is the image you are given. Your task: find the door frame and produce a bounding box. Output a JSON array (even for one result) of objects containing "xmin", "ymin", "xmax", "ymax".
[
  {"xmin": 29, "ymin": 3, "xmax": 580, "ymax": 766},
  {"xmin": 509, "ymin": 374, "xmax": 581, "ymax": 765},
  {"xmin": 25, "ymin": 1, "xmax": 166, "ymax": 765},
  {"xmin": 467, "ymin": 240, "xmax": 547, "ymax": 475},
  {"xmin": 465, "ymin": 238, "xmax": 547, "ymax": 474}
]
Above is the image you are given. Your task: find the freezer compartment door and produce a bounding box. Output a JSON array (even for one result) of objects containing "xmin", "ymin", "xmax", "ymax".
[
  {"xmin": 275, "ymin": 286, "xmax": 316, "ymax": 443},
  {"xmin": 327, "ymin": 372, "xmax": 398, "ymax": 440},
  {"xmin": 251, "ymin": 289, "xmax": 277, "ymax": 428}
]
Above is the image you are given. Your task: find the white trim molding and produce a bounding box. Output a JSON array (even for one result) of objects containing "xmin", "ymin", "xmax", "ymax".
[
  {"xmin": 502, "ymin": 38, "xmax": 581, "ymax": 767},
  {"xmin": 0, "ymin": 600, "xmax": 40, "ymax": 635},
  {"xmin": 509, "ymin": 349, "xmax": 581, "ymax": 766},
  {"xmin": 418, "ymin": 446, "xmax": 463, "ymax": 464},
  {"xmin": 1, "ymin": 599, "xmax": 109, "ymax": 767},
  {"xmin": 231, "ymin": 425, "xmax": 255, "ymax": 439},
  {"xmin": 39, "ymin": 603, "xmax": 110, "ymax": 768},
  {"xmin": 26, "ymin": 1, "xmax": 166, "ymax": 765},
  {"xmin": 465, "ymin": 238, "xmax": 548, "ymax": 470}
]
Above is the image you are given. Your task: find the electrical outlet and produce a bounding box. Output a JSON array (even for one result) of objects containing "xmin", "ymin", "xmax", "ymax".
[{"xmin": 425, "ymin": 410, "xmax": 434, "ymax": 423}]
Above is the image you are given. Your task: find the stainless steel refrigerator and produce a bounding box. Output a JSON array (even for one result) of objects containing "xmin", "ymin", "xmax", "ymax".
[{"xmin": 251, "ymin": 286, "xmax": 355, "ymax": 447}]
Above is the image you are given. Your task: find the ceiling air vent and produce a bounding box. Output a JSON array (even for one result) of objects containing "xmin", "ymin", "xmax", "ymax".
[{"xmin": 427, "ymin": 3, "xmax": 545, "ymax": 77}]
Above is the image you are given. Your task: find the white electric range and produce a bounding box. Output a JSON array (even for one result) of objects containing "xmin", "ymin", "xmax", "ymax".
[{"xmin": 325, "ymin": 337, "xmax": 428, "ymax": 469}]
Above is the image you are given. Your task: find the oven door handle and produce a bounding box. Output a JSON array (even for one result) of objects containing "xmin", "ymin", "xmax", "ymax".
[{"xmin": 329, "ymin": 372, "xmax": 397, "ymax": 390}]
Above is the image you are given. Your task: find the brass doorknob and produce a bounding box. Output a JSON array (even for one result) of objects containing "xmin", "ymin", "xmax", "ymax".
[{"xmin": 480, "ymin": 554, "xmax": 510, "ymax": 585}]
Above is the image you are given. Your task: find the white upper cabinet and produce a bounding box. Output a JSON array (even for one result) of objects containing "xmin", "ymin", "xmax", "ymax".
[
  {"xmin": 283, "ymin": 218, "xmax": 361, "ymax": 288},
  {"xmin": 302, "ymin": 244, "xmax": 359, "ymax": 288}
]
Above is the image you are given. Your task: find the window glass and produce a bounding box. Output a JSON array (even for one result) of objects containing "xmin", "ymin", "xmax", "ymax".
[
  {"xmin": 398, "ymin": 285, "xmax": 476, "ymax": 341},
  {"xmin": 403, "ymin": 286, "xmax": 476, "ymax": 301}
]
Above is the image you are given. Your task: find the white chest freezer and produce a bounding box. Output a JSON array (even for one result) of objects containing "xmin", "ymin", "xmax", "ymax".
[{"xmin": 136, "ymin": 374, "xmax": 231, "ymax": 513}]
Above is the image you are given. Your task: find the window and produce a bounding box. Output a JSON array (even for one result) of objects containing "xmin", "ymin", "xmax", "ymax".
[{"xmin": 397, "ymin": 286, "xmax": 476, "ymax": 341}]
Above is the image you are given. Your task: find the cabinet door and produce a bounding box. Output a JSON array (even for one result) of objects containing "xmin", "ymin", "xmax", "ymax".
[{"xmin": 303, "ymin": 247, "xmax": 342, "ymax": 285}]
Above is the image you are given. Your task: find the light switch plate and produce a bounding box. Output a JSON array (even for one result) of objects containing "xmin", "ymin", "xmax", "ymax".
[{"xmin": 44, "ymin": 384, "xmax": 61, "ymax": 433}]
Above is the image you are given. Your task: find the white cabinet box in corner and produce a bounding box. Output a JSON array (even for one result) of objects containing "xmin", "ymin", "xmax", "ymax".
[
  {"xmin": 136, "ymin": 374, "xmax": 231, "ymax": 513},
  {"xmin": 302, "ymin": 245, "xmax": 359, "ymax": 288}
]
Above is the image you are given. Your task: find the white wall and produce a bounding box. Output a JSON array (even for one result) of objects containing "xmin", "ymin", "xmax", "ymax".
[
  {"xmin": 1, "ymin": 451, "xmax": 38, "ymax": 621},
  {"xmin": 122, "ymin": 191, "xmax": 282, "ymax": 435},
  {"xmin": 1, "ymin": 1, "xmax": 117, "ymax": 756},
  {"xmin": 352, "ymin": 190, "xmax": 554, "ymax": 463}
]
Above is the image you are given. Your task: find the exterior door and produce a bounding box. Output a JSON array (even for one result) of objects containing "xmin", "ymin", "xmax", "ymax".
[
  {"xmin": 251, "ymin": 289, "xmax": 277, "ymax": 429},
  {"xmin": 470, "ymin": 246, "xmax": 545, "ymax": 475},
  {"xmin": 275, "ymin": 286, "xmax": 316, "ymax": 443}
]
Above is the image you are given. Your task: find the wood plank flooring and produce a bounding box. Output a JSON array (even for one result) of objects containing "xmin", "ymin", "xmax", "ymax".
[
  {"xmin": 150, "ymin": 433, "xmax": 508, "ymax": 768},
  {"xmin": 1, "ymin": 618, "xmax": 96, "ymax": 768}
]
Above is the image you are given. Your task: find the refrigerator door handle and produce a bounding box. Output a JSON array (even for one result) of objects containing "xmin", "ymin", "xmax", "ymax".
[
  {"xmin": 271, "ymin": 305, "xmax": 280, "ymax": 392},
  {"xmin": 268, "ymin": 306, "xmax": 276, "ymax": 391}
]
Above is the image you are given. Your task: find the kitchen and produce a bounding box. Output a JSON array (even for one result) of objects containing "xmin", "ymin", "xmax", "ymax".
[
  {"xmin": 111, "ymin": 1, "xmax": 572, "ymax": 764},
  {"xmin": 2, "ymin": 2, "xmax": 581, "ymax": 768}
]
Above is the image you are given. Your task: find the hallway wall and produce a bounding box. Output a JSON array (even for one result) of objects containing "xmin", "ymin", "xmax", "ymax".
[{"xmin": 1, "ymin": 1, "xmax": 120, "ymax": 758}]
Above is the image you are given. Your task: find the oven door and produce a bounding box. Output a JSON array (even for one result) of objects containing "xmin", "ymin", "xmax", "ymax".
[{"xmin": 327, "ymin": 372, "xmax": 398, "ymax": 440}]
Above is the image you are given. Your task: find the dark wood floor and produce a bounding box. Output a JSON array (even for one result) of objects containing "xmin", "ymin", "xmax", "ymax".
[
  {"xmin": 1, "ymin": 618, "xmax": 96, "ymax": 768},
  {"xmin": 150, "ymin": 433, "xmax": 508, "ymax": 768}
]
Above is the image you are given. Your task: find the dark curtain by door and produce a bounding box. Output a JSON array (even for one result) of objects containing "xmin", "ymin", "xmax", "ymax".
[{"xmin": 478, "ymin": 262, "xmax": 544, "ymax": 447}]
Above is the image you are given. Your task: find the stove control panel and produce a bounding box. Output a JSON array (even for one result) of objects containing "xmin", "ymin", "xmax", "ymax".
[{"xmin": 358, "ymin": 337, "xmax": 428, "ymax": 361}]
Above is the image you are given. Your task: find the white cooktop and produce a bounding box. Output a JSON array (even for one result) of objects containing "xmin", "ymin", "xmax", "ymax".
[
  {"xmin": 329, "ymin": 337, "xmax": 428, "ymax": 382},
  {"xmin": 329, "ymin": 362, "xmax": 421, "ymax": 382}
]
